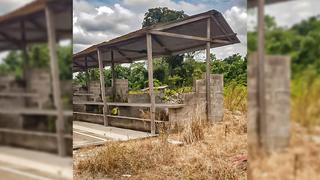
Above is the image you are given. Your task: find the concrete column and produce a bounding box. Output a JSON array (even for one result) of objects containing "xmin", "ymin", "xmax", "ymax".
[
  {"xmin": 211, "ymin": 74, "xmax": 224, "ymax": 122},
  {"xmin": 248, "ymin": 53, "xmax": 290, "ymax": 153}
]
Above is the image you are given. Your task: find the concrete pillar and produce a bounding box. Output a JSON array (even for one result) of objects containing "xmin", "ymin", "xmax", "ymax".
[
  {"xmin": 248, "ymin": 53, "xmax": 290, "ymax": 153},
  {"xmin": 211, "ymin": 74, "xmax": 224, "ymax": 122}
]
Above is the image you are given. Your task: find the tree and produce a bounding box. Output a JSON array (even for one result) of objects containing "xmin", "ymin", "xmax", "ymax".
[
  {"xmin": 0, "ymin": 44, "xmax": 72, "ymax": 80},
  {"xmin": 142, "ymin": 7, "xmax": 187, "ymax": 28},
  {"xmin": 142, "ymin": 7, "xmax": 188, "ymax": 76}
]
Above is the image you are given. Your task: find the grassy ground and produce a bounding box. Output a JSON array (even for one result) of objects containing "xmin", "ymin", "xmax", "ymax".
[
  {"xmin": 250, "ymin": 123, "xmax": 320, "ymax": 180},
  {"xmin": 74, "ymin": 110, "xmax": 247, "ymax": 180}
]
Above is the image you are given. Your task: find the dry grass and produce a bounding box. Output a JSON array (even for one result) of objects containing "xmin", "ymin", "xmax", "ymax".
[
  {"xmin": 291, "ymin": 72, "xmax": 320, "ymax": 128},
  {"xmin": 74, "ymin": 110, "xmax": 247, "ymax": 180},
  {"xmin": 250, "ymin": 123, "xmax": 320, "ymax": 180},
  {"xmin": 224, "ymin": 83, "xmax": 247, "ymax": 113}
]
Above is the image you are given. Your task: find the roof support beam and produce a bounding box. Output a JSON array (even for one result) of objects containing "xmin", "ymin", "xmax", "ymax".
[
  {"xmin": 149, "ymin": 30, "xmax": 210, "ymax": 42},
  {"xmin": 85, "ymin": 56, "xmax": 90, "ymax": 89},
  {"xmin": 210, "ymin": 15, "xmax": 232, "ymax": 41},
  {"xmin": 154, "ymin": 14, "xmax": 211, "ymax": 31},
  {"xmin": 21, "ymin": 21, "xmax": 30, "ymax": 85},
  {"xmin": 0, "ymin": 31, "xmax": 21, "ymax": 47},
  {"xmin": 153, "ymin": 35, "xmax": 172, "ymax": 54},
  {"xmin": 97, "ymin": 48, "xmax": 109, "ymax": 126},
  {"xmin": 257, "ymin": 0, "xmax": 266, "ymax": 150},
  {"xmin": 29, "ymin": 19, "xmax": 46, "ymax": 31},
  {"xmin": 205, "ymin": 18, "xmax": 212, "ymax": 122},
  {"xmin": 111, "ymin": 50, "xmax": 116, "ymax": 102},
  {"xmin": 113, "ymin": 47, "xmax": 133, "ymax": 62},
  {"xmin": 45, "ymin": 5, "xmax": 66, "ymax": 157},
  {"xmin": 146, "ymin": 33, "xmax": 156, "ymax": 135}
]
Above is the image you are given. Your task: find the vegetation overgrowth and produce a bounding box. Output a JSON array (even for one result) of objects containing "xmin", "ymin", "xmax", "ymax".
[{"xmin": 248, "ymin": 15, "xmax": 320, "ymax": 126}]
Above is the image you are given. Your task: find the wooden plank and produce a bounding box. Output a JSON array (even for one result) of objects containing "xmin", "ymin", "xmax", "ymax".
[
  {"xmin": 106, "ymin": 115, "xmax": 164, "ymax": 123},
  {"xmin": 257, "ymin": 0, "xmax": 266, "ymax": 148},
  {"xmin": 0, "ymin": 108, "xmax": 72, "ymax": 116},
  {"xmin": 73, "ymin": 101, "xmax": 185, "ymax": 108},
  {"xmin": 206, "ymin": 18, "xmax": 212, "ymax": 122},
  {"xmin": 0, "ymin": 92, "xmax": 39, "ymax": 98},
  {"xmin": 97, "ymin": 48, "xmax": 109, "ymax": 126},
  {"xmin": 153, "ymin": 35, "xmax": 172, "ymax": 53},
  {"xmin": 73, "ymin": 93, "xmax": 94, "ymax": 96},
  {"xmin": 150, "ymin": 30, "xmax": 210, "ymax": 42},
  {"xmin": 85, "ymin": 56, "xmax": 89, "ymax": 88},
  {"xmin": 146, "ymin": 33, "xmax": 156, "ymax": 135},
  {"xmin": 21, "ymin": 20, "xmax": 30, "ymax": 84},
  {"xmin": 111, "ymin": 50, "xmax": 116, "ymax": 102},
  {"xmin": 154, "ymin": 14, "xmax": 211, "ymax": 31},
  {"xmin": 0, "ymin": 128, "xmax": 56, "ymax": 137},
  {"xmin": 73, "ymin": 112, "xmax": 103, "ymax": 116},
  {"xmin": 45, "ymin": 6, "xmax": 66, "ymax": 156},
  {"xmin": 0, "ymin": 128, "xmax": 72, "ymax": 139}
]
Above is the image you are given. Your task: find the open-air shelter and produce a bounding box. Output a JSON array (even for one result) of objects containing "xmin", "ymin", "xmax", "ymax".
[
  {"xmin": 0, "ymin": 0, "xmax": 72, "ymax": 156},
  {"xmin": 73, "ymin": 10, "xmax": 239, "ymax": 135}
]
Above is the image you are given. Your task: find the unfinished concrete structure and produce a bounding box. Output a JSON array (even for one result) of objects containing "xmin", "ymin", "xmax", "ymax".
[
  {"xmin": 0, "ymin": 0, "xmax": 72, "ymax": 156},
  {"xmin": 248, "ymin": 0, "xmax": 291, "ymax": 153},
  {"xmin": 73, "ymin": 10, "xmax": 239, "ymax": 134},
  {"xmin": 74, "ymin": 74, "xmax": 224, "ymax": 132}
]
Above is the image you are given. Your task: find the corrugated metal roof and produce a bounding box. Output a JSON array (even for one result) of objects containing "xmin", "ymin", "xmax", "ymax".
[
  {"xmin": 0, "ymin": 0, "xmax": 72, "ymax": 51},
  {"xmin": 73, "ymin": 10, "xmax": 240, "ymax": 72}
]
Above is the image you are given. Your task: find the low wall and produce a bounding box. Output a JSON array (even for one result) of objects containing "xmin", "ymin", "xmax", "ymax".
[
  {"xmin": 168, "ymin": 74, "xmax": 224, "ymax": 129},
  {"xmin": 0, "ymin": 132, "xmax": 72, "ymax": 155},
  {"xmin": 74, "ymin": 74, "xmax": 224, "ymax": 131}
]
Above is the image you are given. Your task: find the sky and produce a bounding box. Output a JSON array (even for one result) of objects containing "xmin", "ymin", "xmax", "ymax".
[
  {"xmin": 1, "ymin": 0, "xmax": 319, "ymax": 62},
  {"xmin": 248, "ymin": 0, "xmax": 320, "ymax": 31},
  {"xmin": 73, "ymin": 0, "xmax": 248, "ymax": 59}
]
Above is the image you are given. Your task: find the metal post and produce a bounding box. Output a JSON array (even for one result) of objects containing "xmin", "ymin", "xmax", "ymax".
[
  {"xmin": 45, "ymin": 6, "xmax": 66, "ymax": 156},
  {"xmin": 146, "ymin": 33, "xmax": 156, "ymax": 135},
  {"xmin": 206, "ymin": 18, "xmax": 212, "ymax": 122},
  {"xmin": 97, "ymin": 48, "xmax": 108, "ymax": 126},
  {"xmin": 257, "ymin": 0, "xmax": 266, "ymax": 148}
]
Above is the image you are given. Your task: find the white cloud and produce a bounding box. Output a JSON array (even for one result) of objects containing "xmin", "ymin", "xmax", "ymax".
[
  {"xmin": 248, "ymin": 0, "xmax": 320, "ymax": 30},
  {"xmin": 0, "ymin": 0, "xmax": 33, "ymax": 15},
  {"xmin": 96, "ymin": 6, "xmax": 114, "ymax": 15},
  {"xmin": 224, "ymin": 6, "xmax": 247, "ymax": 36},
  {"xmin": 73, "ymin": 0, "xmax": 247, "ymax": 58}
]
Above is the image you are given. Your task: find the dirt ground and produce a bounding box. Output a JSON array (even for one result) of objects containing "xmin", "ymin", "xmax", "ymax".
[
  {"xmin": 251, "ymin": 123, "xmax": 320, "ymax": 180},
  {"xmin": 73, "ymin": 110, "xmax": 248, "ymax": 180}
]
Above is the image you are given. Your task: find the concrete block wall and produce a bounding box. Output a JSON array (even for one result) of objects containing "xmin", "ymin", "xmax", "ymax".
[
  {"xmin": 0, "ymin": 75, "xmax": 25, "ymax": 129},
  {"xmin": 75, "ymin": 75, "xmax": 224, "ymax": 131},
  {"xmin": 113, "ymin": 79, "xmax": 128, "ymax": 102},
  {"xmin": 88, "ymin": 81, "xmax": 101, "ymax": 102},
  {"xmin": 168, "ymin": 74, "xmax": 224, "ymax": 129},
  {"xmin": 28, "ymin": 69, "xmax": 52, "ymax": 109},
  {"xmin": 248, "ymin": 54, "xmax": 290, "ymax": 153}
]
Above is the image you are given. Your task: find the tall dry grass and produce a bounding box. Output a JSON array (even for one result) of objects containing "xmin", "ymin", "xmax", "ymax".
[
  {"xmin": 291, "ymin": 69, "xmax": 320, "ymax": 128},
  {"xmin": 224, "ymin": 83, "xmax": 247, "ymax": 113},
  {"xmin": 74, "ymin": 111, "xmax": 247, "ymax": 180}
]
